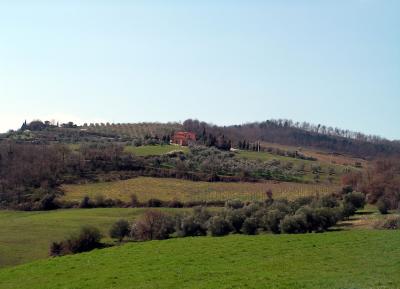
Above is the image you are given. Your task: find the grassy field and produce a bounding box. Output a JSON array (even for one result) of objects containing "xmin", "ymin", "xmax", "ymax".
[
  {"xmin": 0, "ymin": 208, "xmax": 183, "ymax": 268},
  {"xmin": 61, "ymin": 177, "xmax": 340, "ymax": 203},
  {"xmin": 0, "ymin": 230, "xmax": 399, "ymax": 289},
  {"xmin": 124, "ymin": 144, "xmax": 189, "ymax": 156}
]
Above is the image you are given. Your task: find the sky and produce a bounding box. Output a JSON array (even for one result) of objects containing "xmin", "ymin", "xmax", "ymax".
[{"xmin": 0, "ymin": 0, "xmax": 399, "ymax": 139}]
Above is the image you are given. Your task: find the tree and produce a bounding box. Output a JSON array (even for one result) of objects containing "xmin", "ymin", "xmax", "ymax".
[
  {"xmin": 208, "ymin": 215, "xmax": 231, "ymax": 236},
  {"xmin": 131, "ymin": 210, "xmax": 174, "ymax": 241},
  {"xmin": 109, "ymin": 219, "xmax": 130, "ymax": 242}
]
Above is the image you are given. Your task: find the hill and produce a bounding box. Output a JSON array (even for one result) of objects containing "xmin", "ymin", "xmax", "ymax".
[{"xmin": 0, "ymin": 230, "xmax": 399, "ymax": 289}]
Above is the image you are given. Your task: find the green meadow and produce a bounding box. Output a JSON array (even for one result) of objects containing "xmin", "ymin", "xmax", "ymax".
[
  {"xmin": 0, "ymin": 230, "xmax": 399, "ymax": 289},
  {"xmin": 0, "ymin": 208, "xmax": 182, "ymax": 268}
]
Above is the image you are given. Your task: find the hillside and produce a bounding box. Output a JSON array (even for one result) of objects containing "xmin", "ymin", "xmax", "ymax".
[
  {"xmin": 3, "ymin": 119, "xmax": 399, "ymax": 159},
  {"xmin": 0, "ymin": 230, "xmax": 399, "ymax": 289}
]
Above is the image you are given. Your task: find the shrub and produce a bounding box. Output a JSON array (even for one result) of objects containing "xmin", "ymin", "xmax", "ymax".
[
  {"xmin": 109, "ymin": 219, "xmax": 130, "ymax": 242},
  {"xmin": 168, "ymin": 199, "xmax": 184, "ymax": 208},
  {"xmin": 242, "ymin": 203, "xmax": 261, "ymax": 217},
  {"xmin": 341, "ymin": 202, "xmax": 356, "ymax": 219},
  {"xmin": 79, "ymin": 196, "xmax": 93, "ymax": 208},
  {"xmin": 344, "ymin": 192, "xmax": 365, "ymax": 209},
  {"xmin": 49, "ymin": 241, "xmax": 64, "ymax": 257},
  {"xmin": 262, "ymin": 209, "xmax": 286, "ymax": 233},
  {"xmin": 241, "ymin": 217, "xmax": 258, "ymax": 235},
  {"xmin": 66, "ymin": 225, "xmax": 103, "ymax": 253},
  {"xmin": 37, "ymin": 194, "xmax": 59, "ymax": 210},
  {"xmin": 177, "ymin": 207, "xmax": 212, "ymax": 237},
  {"xmin": 377, "ymin": 198, "xmax": 389, "ymax": 214},
  {"xmin": 225, "ymin": 209, "xmax": 246, "ymax": 233},
  {"xmin": 313, "ymin": 207, "xmax": 340, "ymax": 231},
  {"xmin": 319, "ymin": 194, "xmax": 339, "ymax": 208},
  {"xmin": 50, "ymin": 225, "xmax": 103, "ymax": 257},
  {"xmin": 280, "ymin": 214, "xmax": 308, "ymax": 234},
  {"xmin": 208, "ymin": 215, "xmax": 231, "ymax": 236},
  {"xmin": 147, "ymin": 198, "xmax": 163, "ymax": 208},
  {"xmin": 131, "ymin": 210, "xmax": 174, "ymax": 241}
]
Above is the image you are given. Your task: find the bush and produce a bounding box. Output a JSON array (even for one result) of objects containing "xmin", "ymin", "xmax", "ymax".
[
  {"xmin": 49, "ymin": 241, "xmax": 64, "ymax": 257},
  {"xmin": 50, "ymin": 225, "xmax": 103, "ymax": 256},
  {"xmin": 177, "ymin": 207, "xmax": 211, "ymax": 237},
  {"xmin": 242, "ymin": 203, "xmax": 261, "ymax": 217},
  {"xmin": 377, "ymin": 198, "xmax": 389, "ymax": 214},
  {"xmin": 313, "ymin": 207, "xmax": 340, "ymax": 231},
  {"xmin": 37, "ymin": 194, "xmax": 59, "ymax": 210},
  {"xmin": 341, "ymin": 202, "xmax": 356, "ymax": 219},
  {"xmin": 241, "ymin": 217, "xmax": 258, "ymax": 235},
  {"xmin": 131, "ymin": 210, "xmax": 174, "ymax": 241},
  {"xmin": 79, "ymin": 196, "xmax": 93, "ymax": 208},
  {"xmin": 109, "ymin": 219, "xmax": 130, "ymax": 242},
  {"xmin": 280, "ymin": 214, "xmax": 308, "ymax": 234},
  {"xmin": 66, "ymin": 225, "xmax": 103, "ymax": 253},
  {"xmin": 168, "ymin": 199, "xmax": 184, "ymax": 208},
  {"xmin": 225, "ymin": 209, "xmax": 246, "ymax": 233},
  {"xmin": 208, "ymin": 215, "xmax": 231, "ymax": 236},
  {"xmin": 147, "ymin": 198, "xmax": 163, "ymax": 208},
  {"xmin": 344, "ymin": 192, "xmax": 365, "ymax": 209},
  {"xmin": 262, "ymin": 209, "xmax": 286, "ymax": 233}
]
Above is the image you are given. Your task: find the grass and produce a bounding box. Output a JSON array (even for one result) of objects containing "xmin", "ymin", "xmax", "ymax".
[
  {"xmin": 61, "ymin": 177, "xmax": 340, "ymax": 203},
  {"xmin": 124, "ymin": 144, "xmax": 189, "ymax": 156},
  {"xmin": 1, "ymin": 230, "xmax": 399, "ymax": 289},
  {"xmin": 0, "ymin": 208, "xmax": 183, "ymax": 268}
]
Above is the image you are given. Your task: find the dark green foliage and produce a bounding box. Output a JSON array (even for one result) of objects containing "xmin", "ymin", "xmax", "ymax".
[
  {"xmin": 79, "ymin": 196, "xmax": 93, "ymax": 208},
  {"xmin": 262, "ymin": 209, "xmax": 286, "ymax": 233},
  {"xmin": 177, "ymin": 207, "xmax": 211, "ymax": 237},
  {"xmin": 50, "ymin": 225, "xmax": 103, "ymax": 257},
  {"xmin": 208, "ymin": 216, "xmax": 231, "ymax": 236},
  {"xmin": 344, "ymin": 192, "xmax": 366, "ymax": 209},
  {"xmin": 241, "ymin": 217, "xmax": 258, "ymax": 235},
  {"xmin": 319, "ymin": 194, "xmax": 339, "ymax": 208},
  {"xmin": 280, "ymin": 214, "xmax": 308, "ymax": 234},
  {"xmin": 377, "ymin": 198, "xmax": 389, "ymax": 214},
  {"xmin": 109, "ymin": 219, "xmax": 130, "ymax": 242},
  {"xmin": 147, "ymin": 198, "xmax": 163, "ymax": 207},
  {"xmin": 225, "ymin": 209, "xmax": 245, "ymax": 233},
  {"xmin": 37, "ymin": 194, "xmax": 59, "ymax": 211}
]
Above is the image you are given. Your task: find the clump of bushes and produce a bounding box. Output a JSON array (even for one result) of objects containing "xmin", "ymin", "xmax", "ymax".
[
  {"xmin": 50, "ymin": 225, "xmax": 103, "ymax": 257},
  {"xmin": 130, "ymin": 210, "xmax": 174, "ymax": 241},
  {"xmin": 109, "ymin": 219, "xmax": 130, "ymax": 242},
  {"xmin": 103, "ymin": 193, "xmax": 367, "ymax": 253},
  {"xmin": 376, "ymin": 198, "xmax": 389, "ymax": 214}
]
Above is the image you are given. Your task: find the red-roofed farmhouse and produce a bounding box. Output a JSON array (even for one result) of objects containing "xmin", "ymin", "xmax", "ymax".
[{"xmin": 172, "ymin": 131, "xmax": 196, "ymax": 146}]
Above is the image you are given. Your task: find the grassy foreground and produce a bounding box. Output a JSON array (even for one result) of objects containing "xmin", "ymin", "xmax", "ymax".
[
  {"xmin": 0, "ymin": 208, "xmax": 182, "ymax": 268},
  {"xmin": 1, "ymin": 230, "xmax": 399, "ymax": 289},
  {"xmin": 62, "ymin": 177, "xmax": 338, "ymax": 203}
]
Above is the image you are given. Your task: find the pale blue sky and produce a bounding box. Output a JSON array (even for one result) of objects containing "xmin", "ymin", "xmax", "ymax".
[{"xmin": 0, "ymin": 0, "xmax": 399, "ymax": 139}]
